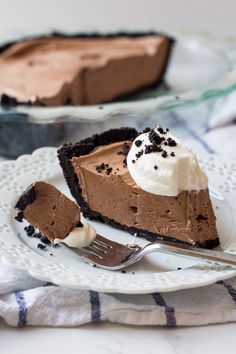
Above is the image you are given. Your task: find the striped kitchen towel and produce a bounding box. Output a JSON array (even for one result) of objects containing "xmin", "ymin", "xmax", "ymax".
[
  {"xmin": 1, "ymin": 92, "xmax": 236, "ymax": 328},
  {"xmin": 0, "ymin": 262, "xmax": 236, "ymax": 327}
]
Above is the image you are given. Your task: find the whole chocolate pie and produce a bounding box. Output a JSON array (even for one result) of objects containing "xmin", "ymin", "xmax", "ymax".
[
  {"xmin": 0, "ymin": 33, "xmax": 174, "ymax": 106},
  {"xmin": 58, "ymin": 127, "xmax": 219, "ymax": 248}
]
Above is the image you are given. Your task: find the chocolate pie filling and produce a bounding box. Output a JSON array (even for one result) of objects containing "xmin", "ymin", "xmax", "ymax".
[{"xmin": 0, "ymin": 34, "xmax": 173, "ymax": 106}]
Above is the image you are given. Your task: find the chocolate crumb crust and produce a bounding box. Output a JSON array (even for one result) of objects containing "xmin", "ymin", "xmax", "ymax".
[
  {"xmin": 15, "ymin": 184, "xmax": 36, "ymax": 211},
  {"xmin": 0, "ymin": 31, "xmax": 175, "ymax": 106},
  {"xmin": 58, "ymin": 127, "xmax": 219, "ymax": 249}
]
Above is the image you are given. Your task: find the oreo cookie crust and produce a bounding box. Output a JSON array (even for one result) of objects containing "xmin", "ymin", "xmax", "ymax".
[{"xmin": 15, "ymin": 184, "xmax": 36, "ymax": 211}]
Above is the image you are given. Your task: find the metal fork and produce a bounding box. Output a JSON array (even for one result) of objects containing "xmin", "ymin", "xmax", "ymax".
[{"xmin": 77, "ymin": 234, "xmax": 236, "ymax": 271}]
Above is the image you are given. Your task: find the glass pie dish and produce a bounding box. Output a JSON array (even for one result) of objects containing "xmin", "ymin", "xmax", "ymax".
[{"xmin": 0, "ymin": 29, "xmax": 236, "ymax": 158}]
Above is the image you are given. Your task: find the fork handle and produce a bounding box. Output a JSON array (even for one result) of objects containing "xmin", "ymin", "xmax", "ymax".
[{"xmin": 141, "ymin": 240, "xmax": 236, "ymax": 266}]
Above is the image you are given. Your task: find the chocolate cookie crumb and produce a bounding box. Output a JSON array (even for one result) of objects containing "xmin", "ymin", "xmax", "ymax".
[
  {"xmin": 135, "ymin": 140, "xmax": 142, "ymax": 147},
  {"xmin": 135, "ymin": 149, "xmax": 143, "ymax": 159},
  {"xmin": 154, "ymin": 165, "xmax": 158, "ymax": 170},
  {"xmin": 142, "ymin": 127, "xmax": 151, "ymax": 134},
  {"xmin": 24, "ymin": 225, "xmax": 35, "ymax": 236},
  {"xmin": 34, "ymin": 232, "xmax": 42, "ymax": 239},
  {"xmin": 177, "ymin": 267, "xmax": 182, "ymax": 270},
  {"xmin": 37, "ymin": 243, "xmax": 46, "ymax": 250},
  {"xmin": 96, "ymin": 163, "xmax": 111, "ymax": 173},
  {"xmin": 132, "ymin": 160, "xmax": 135, "ymax": 164},
  {"xmin": 15, "ymin": 211, "xmax": 24, "ymax": 222},
  {"xmin": 149, "ymin": 129, "xmax": 165, "ymax": 145},
  {"xmin": 157, "ymin": 126, "xmax": 164, "ymax": 134},
  {"xmin": 170, "ymin": 152, "xmax": 175, "ymax": 157},
  {"xmin": 121, "ymin": 270, "xmax": 126, "ymax": 273},
  {"xmin": 168, "ymin": 138, "xmax": 177, "ymax": 147},
  {"xmin": 96, "ymin": 162, "xmax": 106, "ymax": 172},
  {"xmin": 106, "ymin": 167, "xmax": 113, "ymax": 175},
  {"xmin": 145, "ymin": 144, "xmax": 162, "ymax": 154},
  {"xmin": 162, "ymin": 150, "xmax": 168, "ymax": 158},
  {"xmin": 40, "ymin": 236, "xmax": 51, "ymax": 244}
]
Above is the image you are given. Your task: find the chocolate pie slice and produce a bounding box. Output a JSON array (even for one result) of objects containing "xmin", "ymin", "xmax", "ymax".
[
  {"xmin": 58, "ymin": 127, "xmax": 219, "ymax": 249},
  {"xmin": 0, "ymin": 33, "xmax": 174, "ymax": 106}
]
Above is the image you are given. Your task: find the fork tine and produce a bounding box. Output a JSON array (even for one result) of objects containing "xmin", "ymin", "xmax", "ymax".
[
  {"xmin": 83, "ymin": 244, "xmax": 106, "ymax": 255},
  {"xmin": 88, "ymin": 243, "xmax": 107, "ymax": 254},
  {"xmin": 74, "ymin": 234, "xmax": 141, "ymax": 269},
  {"xmin": 77, "ymin": 247, "xmax": 102, "ymax": 261},
  {"xmin": 94, "ymin": 234, "xmax": 113, "ymax": 248},
  {"xmin": 82, "ymin": 253, "xmax": 102, "ymax": 265},
  {"xmin": 93, "ymin": 239, "xmax": 111, "ymax": 249},
  {"xmin": 85, "ymin": 249, "xmax": 103, "ymax": 259}
]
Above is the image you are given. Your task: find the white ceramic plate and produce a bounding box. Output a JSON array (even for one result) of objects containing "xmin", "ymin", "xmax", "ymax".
[{"xmin": 0, "ymin": 147, "xmax": 236, "ymax": 294}]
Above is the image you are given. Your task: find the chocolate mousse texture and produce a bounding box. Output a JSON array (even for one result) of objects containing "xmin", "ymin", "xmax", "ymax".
[
  {"xmin": 15, "ymin": 181, "xmax": 81, "ymax": 241},
  {"xmin": 0, "ymin": 33, "xmax": 174, "ymax": 106},
  {"xmin": 58, "ymin": 128, "xmax": 219, "ymax": 248}
]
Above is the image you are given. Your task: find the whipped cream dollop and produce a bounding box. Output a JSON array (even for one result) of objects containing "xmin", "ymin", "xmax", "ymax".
[
  {"xmin": 54, "ymin": 223, "xmax": 96, "ymax": 248},
  {"xmin": 127, "ymin": 126, "xmax": 208, "ymax": 196}
]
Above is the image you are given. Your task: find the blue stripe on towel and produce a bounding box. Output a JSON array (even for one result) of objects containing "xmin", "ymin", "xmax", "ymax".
[
  {"xmin": 152, "ymin": 292, "xmax": 176, "ymax": 327},
  {"xmin": 89, "ymin": 291, "xmax": 101, "ymax": 321},
  {"xmin": 217, "ymin": 281, "xmax": 236, "ymax": 303},
  {"xmin": 14, "ymin": 291, "xmax": 27, "ymax": 327}
]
